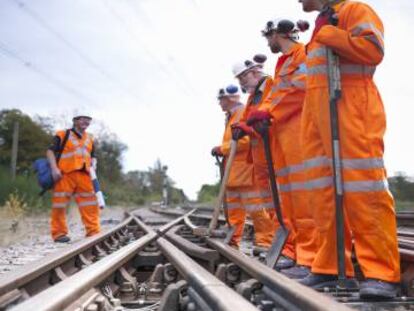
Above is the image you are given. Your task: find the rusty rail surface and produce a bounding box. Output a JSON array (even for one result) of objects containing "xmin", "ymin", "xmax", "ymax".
[
  {"xmin": 10, "ymin": 210, "xmax": 259, "ymax": 311},
  {"xmin": 157, "ymin": 237, "xmax": 257, "ymax": 311},
  {"xmin": 0, "ymin": 215, "xmax": 140, "ymax": 300},
  {"xmin": 205, "ymin": 238, "xmax": 351, "ymax": 311},
  {"xmin": 8, "ymin": 211, "xmax": 195, "ymax": 311},
  {"xmin": 11, "ymin": 229, "xmax": 158, "ymax": 311},
  {"xmin": 132, "ymin": 216, "xmax": 258, "ymax": 311}
]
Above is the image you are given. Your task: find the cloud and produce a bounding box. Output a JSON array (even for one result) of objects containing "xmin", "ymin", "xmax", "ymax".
[{"xmin": 0, "ymin": 0, "xmax": 413, "ymax": 199}]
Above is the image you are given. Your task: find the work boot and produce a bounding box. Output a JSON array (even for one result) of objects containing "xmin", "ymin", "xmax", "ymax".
[
  {"xmin": 54, "ymin": 235, "xmax": 70, "ymax": 243},
  {"xmin": 280, "ymin": 265, "xmax": 311, "ymax": 279},
  {"xmin": 252, "ymin": 245, "xmax": 269, "ymax": 256},
  {"xmin": 298, "ymin": 273, "xmax": 339, "ymax": 288},
  {"xmin": 299, "ymin": 273, "xmax": 358, "ymax": 289},
  {"xmin": 275, "ymin": 255, "xmax": 295, "ymax": 270},
  {"xmin": 359, "ymin": 279, "xmax": 399, "ymax": 299}
]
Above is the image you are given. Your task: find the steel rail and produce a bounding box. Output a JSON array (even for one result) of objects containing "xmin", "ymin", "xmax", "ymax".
[
  {"xmin": 150, "ymin": 206, "xmax": 226, "ymax": 223},
  {"xmin": 156, "ymin": 237, "xmax": 257, "ymax": 311},
  {"xmin": 134, "ymin": 209, "xmax": 196, "ymax": 235},
  {"xmin": 165, "ymin": 225, "xmax": 219, "ymax": 272},
  {"xmin": 0, "ymin": 215, "xmax": 136, "ymax": 297},
  {"xmin": 132, "ymin": 215, "xmax": 258, "ymax": 311},
  {"xmin": 397, "ymin": 212, "xmax": 414, "ymax": 227},
  {"xmin": 11, "ymin": 230, "xmax": 157, "ymax": 311},
  {"xmin": 400, "ymin": 249, "xmax": 414, "ymax": 263},
  {"xmin": 10, "ymin": 211, "xmax": 195, "ymax": 311},
  {"xmin": 155, "ymin": 213, "xmax": 349, "ymax": 311},
  {"xmin": 206, "ymin": 238, "xmax": 352, "ymax": 311}
]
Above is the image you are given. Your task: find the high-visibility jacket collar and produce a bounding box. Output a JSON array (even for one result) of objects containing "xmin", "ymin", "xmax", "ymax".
[
  {"xmin": 275, "ymin": 43, "xmax": 305, "ymax": 77},
  {"xmin": 57, "ymin": 130, "xmax": 94, "ymax": 173}
]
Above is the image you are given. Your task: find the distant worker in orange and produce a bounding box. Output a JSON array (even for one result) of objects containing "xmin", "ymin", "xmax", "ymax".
[
  {"xmin": 296, "ymin": 0, "xmax": 400, "ymax": 298},
  {"xmin": 46, "ymin": 113, "xmax": 100, "ymax": 243},
  {"xmin": 211, "ymin": 85, "xmax": 275, "ymax": 249}
]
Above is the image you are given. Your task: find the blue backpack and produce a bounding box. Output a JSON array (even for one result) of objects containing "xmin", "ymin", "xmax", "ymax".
[{"xmin": 33, "ymin": 130, "xmax": 70, "ymax": 195}]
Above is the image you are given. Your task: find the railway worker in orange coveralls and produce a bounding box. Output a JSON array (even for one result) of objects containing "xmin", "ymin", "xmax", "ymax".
[
  {"xmin": 46, "ymin": 113, "xmax": 100, "ymax": 243},
  {"xmin": 230, "ymin": 55, "xmax": 297, "ymax": 269},
  {"xmin": 235, "ymin": 19, "xmax": 319, "ymax": 277},
  {"xmin": 211, "ymin": 85, "xmax": 275, "ymax": 249},
  {"xmin": 295, "ymin": 0, "xmax": 400, "ymax": 298}
]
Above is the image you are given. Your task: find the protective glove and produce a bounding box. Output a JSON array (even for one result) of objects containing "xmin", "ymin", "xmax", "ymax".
[
  {"xmin": 231, "ymin": 122, "xmax": 254, "ymax": 140},
  {"xmin": 247, "ymin": 110, "xmax": 272, "ymax": 136},
  {"xmin": 211, "ymin": 146, "xmax": 223, "ymax": 157},
  {"xmin": 91, "ymin": 158, "xmax": 98, "ymax": 171}
]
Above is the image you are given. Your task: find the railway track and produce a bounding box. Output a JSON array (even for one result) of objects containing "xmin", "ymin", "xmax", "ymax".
[
  {"xmin": 154, "ymin": 206, "xmax": 414, "ymax": 310},
  {"xmin": 0, "ymin": 206, "xmax": 413, "ymax": 310}
]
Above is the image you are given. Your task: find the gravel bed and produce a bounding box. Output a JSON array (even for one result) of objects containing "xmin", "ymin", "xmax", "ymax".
[{"xmin": 0, "ymin": 206, "xmax": 133, "ymax": 275}]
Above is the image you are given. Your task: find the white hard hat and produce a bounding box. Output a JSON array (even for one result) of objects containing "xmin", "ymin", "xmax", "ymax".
[
  {"xmin": 232, "ymin": 54, "xmax": 267, "ymax": 78},
  {"xmin": 73, "ymin": 110, "xmax": 92, "ymax": 120},
  {"xmin": 73, "ymin": 115, "xmax": 92, "ymax": 120},
  {"xmin": 261, "ymin": 18, "xmax": 309, "ymax": 39},
  {"xmin": 217, "ymin": 84, "xmax": 240, "ymax": 99}
]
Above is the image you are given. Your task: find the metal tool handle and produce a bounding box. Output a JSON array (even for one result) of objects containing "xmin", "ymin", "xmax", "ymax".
[
  {"xmin": 259, "ymin": 122, "xmax": 287, "ymax": 231},
  {"xmin": 215, "ymin": 155, "xmax": 224, "ymax": 179},
  {"xmin": 327, "ymin": 46, "xmax": 346, "ymax": 287},
  {"xmin": 209, "ymin": 140, "xmax": 238, "ymax": 231}
]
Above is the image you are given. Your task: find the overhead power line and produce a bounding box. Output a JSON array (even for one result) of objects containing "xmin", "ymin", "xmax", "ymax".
[
  {"xmin": 11, "ymin": 0, "xmax": 144, "ymax": 103},
  {"xmin": 124, "ymin": 0, "xmax": 204, "ymax": 97},
  {"xmin": 0, "ymin": 41, "xmax": 97, "ymax": 105},
  {"xmin": 102, "ymin": 0, "xmax": 195, "ymax": 97}
]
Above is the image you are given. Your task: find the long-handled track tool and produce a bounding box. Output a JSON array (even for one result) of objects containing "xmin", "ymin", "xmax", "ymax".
[
  {"xmin": 326, "ymin": 13, "xmax": 346, "ymax": 288},
  {"xmin": 255, "ymin": 120, "xmax": 290, "ymax": 269},
  {"xmin": 193, "ymin": 140, "xmax": 238, "ymax": 238},
  {"xmin": 215, "ymin": 154, "xmax": 236, "ymax": 243}
]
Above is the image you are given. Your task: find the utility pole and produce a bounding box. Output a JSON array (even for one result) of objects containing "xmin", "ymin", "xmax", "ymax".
[
  {"xmin": 10, "ymin": 121, "xmax": 19, "ymax": 181},
  {"xmin": 162, "ymin": 165, "xmax": 169, "ymax": 208}
]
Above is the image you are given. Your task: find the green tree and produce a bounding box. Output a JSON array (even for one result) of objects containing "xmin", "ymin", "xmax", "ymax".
[
  {"xmin": 94, "ymin": 131, "xmax": 127, "ymax": 183},
  {"xmin": 197, "ymin": 183, "xmax": 219, "ymax": 203},
  {"xmin": 0, "ymin": 109, "xmax": 52, "ymax": 173},
  {"xmin": 389, "ymin": 172, "xmax": 414, "ymax": 202}
]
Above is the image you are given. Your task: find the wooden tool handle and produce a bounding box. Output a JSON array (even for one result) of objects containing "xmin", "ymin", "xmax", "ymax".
[{"xmin": 209, "ymin": 139, "xmax": 238, "ymax": 231}]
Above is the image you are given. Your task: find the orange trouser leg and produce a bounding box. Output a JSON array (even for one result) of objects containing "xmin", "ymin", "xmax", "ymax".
[
  {"xmin": 74, "ymin": 171, "xmax": 101, "ymax": 237},
  {"xmin": 302, "ymin": 85, "xmax": 400, "ymax": 282},
  {"xmin": 275, "ymin": 113, "xmax": 318, "ymax": 267},
  {"xmin": 50, "ymin": 209, "xmax": 68, "ymax": 240},
  {"xmin": 242, "ymin": 187, "xmax": 277, "ymax": 247},
  {"xmin": 226, "ymin": 189, "xmax": 246, "ymax": 247},
  {"xmin": 51, "ymin": 173, "xmax": 76, "ymax": 240},
  {"xmin": 268, "ymin": 132, "xmax": 297, "ymax": 261},
  {"xmin": 251, "ymin": 161, "xmax": 277, "ymax": 223}
]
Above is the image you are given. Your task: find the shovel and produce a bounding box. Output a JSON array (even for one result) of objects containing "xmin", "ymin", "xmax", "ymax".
[
  {"xmin": 255, "ymin": 119, "xmax": 290, "ymax": 269},
  {"xmin": 193, "ymin": 139, "xmax": 238, "ymax": 238}
]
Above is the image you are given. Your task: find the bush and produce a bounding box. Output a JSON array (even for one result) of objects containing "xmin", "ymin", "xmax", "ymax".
[
  {"xmin": 0, "ymin": 165, "xmax": 50, "ymax": 212},
  {"xmin": 197, "ymin": 183, "xmax": 220, "ymax": 203},
  {"xmin": 100, "ymin": 178, "xmax": 147, "ymax": 206}
]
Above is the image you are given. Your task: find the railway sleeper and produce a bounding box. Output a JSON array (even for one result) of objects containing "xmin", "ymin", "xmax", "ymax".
[{"xmin": 177, "ymin": 215, "xmax": 414, "ymax": 311}]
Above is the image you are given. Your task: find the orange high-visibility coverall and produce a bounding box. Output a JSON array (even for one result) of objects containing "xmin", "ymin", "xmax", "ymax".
[
  {"xmin": 220, "ymin": 104, "xmax": 275, "ymax": 247},
  {"xmin": 260, "ymin": 43, "xmax": 318, "ymax": 266},
  {"xmin": 51, "ymin": 130, "xmax": 100, "ymax": 240},
  {"xmin": 241, "ymin": 77, "xmax": 276, "ymax": 216},
  {"xmin": 301, "ymin": 0, "xmax": 400, "ymax": 282}
]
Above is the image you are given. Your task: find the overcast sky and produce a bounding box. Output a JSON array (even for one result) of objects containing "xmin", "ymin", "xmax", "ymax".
[{"xmin": 0, "ymin": 0, "xmax": 413, "ymax": 199}]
